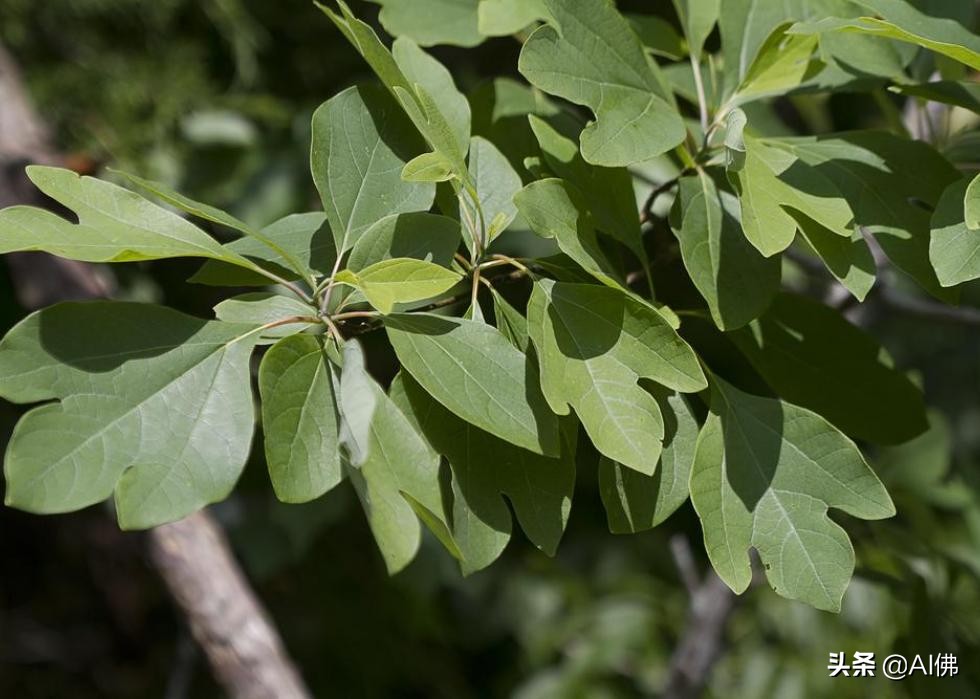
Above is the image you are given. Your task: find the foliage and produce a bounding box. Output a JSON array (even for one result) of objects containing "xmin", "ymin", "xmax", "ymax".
[{"xmin": 2, "ymin": 0, "xmax": 980, "ymax": 628}]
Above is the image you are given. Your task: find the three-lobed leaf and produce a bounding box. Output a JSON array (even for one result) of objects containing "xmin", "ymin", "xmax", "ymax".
[{"xmin": 690, "ymin": 377, "xmax": 895, "ymax": 611}]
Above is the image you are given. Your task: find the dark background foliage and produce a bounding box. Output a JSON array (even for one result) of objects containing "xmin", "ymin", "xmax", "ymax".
[{"xmin": 1, "ymin": 1, "xmax": 978, "ymax": 697}]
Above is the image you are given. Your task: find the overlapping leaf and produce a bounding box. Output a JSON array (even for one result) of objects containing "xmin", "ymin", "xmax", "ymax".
[
  {"xmin": 790, "ymin": 0, "xmax": 980, "ymax": 71},
  {"xmin": 338, "ymin": 341, "xmax": 457, "ymax": 573},
  {"xmin": 311, "ymin": 84, "xmax": 435, "ymax": 253},
  {"xmin": 392, "ymin": 372, "xmax": 575, "ymax": 574},
  {"xmin": 527, "ymin": 280, "xmax": 706, "ymax": 475},
  {"xmin": 729, "ymin": 293, "xmax": 928, "ymax": 444},
  {"xmin": 670, "ymin": 170, "xmax": 780, "ymax": 330},
  {"xmin": 930, "ymin": 178, "xmax": 980, "ymax": 287},
  {"xmin": 336, "ymin": 258, "xmax": 462, "ymax": 313},
  {"xmin": 384, "ymin": 313, "xmax": 560, "ymax": 455},
  {"xmin": 598, "ymin": 388, "xmax": 698, "ymax": 533},
  {"xmin": 0, "ymin": 166, "xmax": 259, "ymax": 271}
]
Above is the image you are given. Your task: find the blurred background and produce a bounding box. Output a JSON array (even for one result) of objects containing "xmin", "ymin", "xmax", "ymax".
[{"xmin": 1, "ymin": 1, "xmax": 979, "ymax": 697}]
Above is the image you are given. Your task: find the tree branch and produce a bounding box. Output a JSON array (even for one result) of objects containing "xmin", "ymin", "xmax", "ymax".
[{"xmin": 662, "ymin": 536, "xmax": 738, "ymax": 699}]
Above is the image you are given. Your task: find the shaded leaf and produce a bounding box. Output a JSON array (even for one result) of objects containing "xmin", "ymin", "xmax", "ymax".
[
  {"xmin": 790, "ymin": 0, "xmax": 980, "ymax": 71},
  {"xmin": 527, "ymin": 280, "xmax": 706, "ymax": 475},
  {"xmin": 729, "ymin": 293, "xmax": 928, "ymax": 444},
  {"xmin": 528, "ymin": 115, "xmax": 642, "ymax": 259},
  {"xmin": 670, "ymin": 171, "xmax": 779, "ymax": 330},
  {"xmin": 338, "ymin": 340, "xmax": 458, "ymax": 573},
  {"xmin": 0, "ymin": 303, "xmax": 258, "ymax": 529},
  {"xmin": 392, "ymin": 372, "xmax": 575, "ymax": 574},
  {"xmin": 385, "ymin": 313, "xmax": 560, "ymax": 455},
  {"xmin": 515, "ymin": 178, "xmax": 622, "ymax": 287},
  {"xmin": 599, "ymin": 389, "xmax": 698, "ymax": 533},
  {"xmin": 690, "ymin": 377, "xmax": 894, "ymax": 611},
  {"xmin": 347, "ymin": 212, "xmax": 461, "ymax": 271},
  {"xmin": 930, "ymin": 177, "xmax": 980, "ymax": 287},
  {"xmin": 311, "ymin": 83, "xmax": 435, "ymax": 253},
  {"xmin": 214, "ymin": 293, "xmax": 318, "ymax": 343},
  {"xmin": 518, "ymin": 0, "xmax": 685, "ymax": 166},
  {"xmin": 797, "ymin": 217, "xmax": 876, "ymax": 300},
  {"xmin": 259, "ymin": 334, "xmax": 343, "ymax": 502},
  {"xmin": 191, "ymin": 212, "xmax": 335, "ymax": 287}
]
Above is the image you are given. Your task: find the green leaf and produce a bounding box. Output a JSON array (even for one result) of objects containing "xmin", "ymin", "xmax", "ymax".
[
  {"xmin": 319, "ymin": 3, "xmax": 472, "ymax": 179},
  {"xmin": 401, "ymin": 152, "xmax": 455, "ymax": 182},
  {"xmin": 391, "ymin": 37, "xmax": 472, "ymax": 159},
  {"xmin": 670, "ymin": 171, "xmax": 780, "ymax": 330},
  {"xmin": 689, "ymin": 376, "xmax": 895, "ymax": 611},
  {"xmin": 338, "ymin": 340, "xmax": 457, "ymax": 573},
  {"xmin": 491, "ymin": 288, "xmax": 529, "ymax": 350},
  {"xmin": 671, "ymin": 0, "xmax": 720, "ymax": 60},
  {"xmin": 370, "ymin": 0, "xmax": 482, "ymax": 47},
  {"xmin": 890, "ymin": 81, "xmax": 980, "ymax": 114},
  {"xmin": 784, "ymin": 131, "xmax": 960, "ymax": 300},
  {"xmin": 527, "ymin": 280, "xmax": 706, "ymax": 475},
  {"xmin": 478, "ymin": 0, "xmax": 548, "ymax": 36},
  {"xmin": 467, "ymin": 136, "xmax": 521, "ymax": 245},
  {"xmin": 113, "ymin": 170, "xmax": 313, "ymax": 284},
  {"xmin": 347, "ymin": 212, "xmax": 461, "ymax": 271},
  {"xmin": 599, "ymin": 388, "xmax": 698, "ymax": 533},
  {"xmin": 0, "ymin": 166, "xmax": 256, "ymax": 270},
  {"xmin": 729, "ymin": 293, "xmax": 928, "ymax": 444},
  {"xmin": 965, "ymin": 173, "xmax": 980, "ymax": 230},
  {"xmin": 627, "ymin": 14, "xmax": 687, "ymax": 61},
  {"xmin": 797, "ymin": 218, "xmax": 876, "ymax": 300},
  {"xmin": 392, "ymin": 372, "xmax": 575, "ymax": 574},
  {"xmin": 384, "ymin": 313, "xmax": 560, "ymax": 456},
  {"xmin": 259, "ymin": 334, "xmax": 343, "ymax": 503},
  {"xmin": 719, "ymin": 0, "xmax": 909, "ymax": 96},
  {"xmin": 311, "ymin": 83, "xmax": 435, "ymax": 253},
  {"xmin": 518, "ymin": 0, "xmax": 685, "ymax": 166},
  {"xmin": 930, "ymin": 177, "xmax": 980, "ymax": 287},
  {"xmin": 337, "ymin": 258, "xmax": 462, "ymax": 313},
  {"xmin": 191, "ymin": 212, "xmax": 336, "ymax": 287},
  {"xmin": 515, "ymin": 178, "xmax": 622, "ymax": 287},
  {"xmin": 734, "ymin": 23, "xmax": 819, "ymax": 104},
  {"xmin": 528, "ymin": 115, "xmax": 642, "ymax": 259},
  {"xmin": 789, "ymin": 0, "xmax": 980, "ymax": 72},
  {"xmin": 727, "ymin": 135, "xmax": 855, "ymax": 257},
  {"xmin": 0, "ymin": 302, "xmax": 259, "ymax": 529},
  {"xmin": 214, "ymin": 292, "xmax": 318, "ymax": 343}
]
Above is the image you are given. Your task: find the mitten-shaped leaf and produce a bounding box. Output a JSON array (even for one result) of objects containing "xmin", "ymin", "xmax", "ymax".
[
  {"xmin": 690, "ymin": 377, "xmax": 895, "ymax": 611},
  {"xmin": 518, "ymin": 0, "xmax": 685, "ymax": 166},
  {"xmin": 0, "ymin": 303, "xmax": 260, "ymax": 529}
]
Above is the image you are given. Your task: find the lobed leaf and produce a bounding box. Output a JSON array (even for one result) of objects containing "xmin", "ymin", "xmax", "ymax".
[
  {"xmin": 690, "ymin": 377, "xmax": 895, "ymax": 611},
  {"xmin": 518, "ymin": 0, "xmax": 685, "ymax": 166},
  {"xmin": 0, "ymin": 303, "xmax": 259, "ymax": 529}
]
